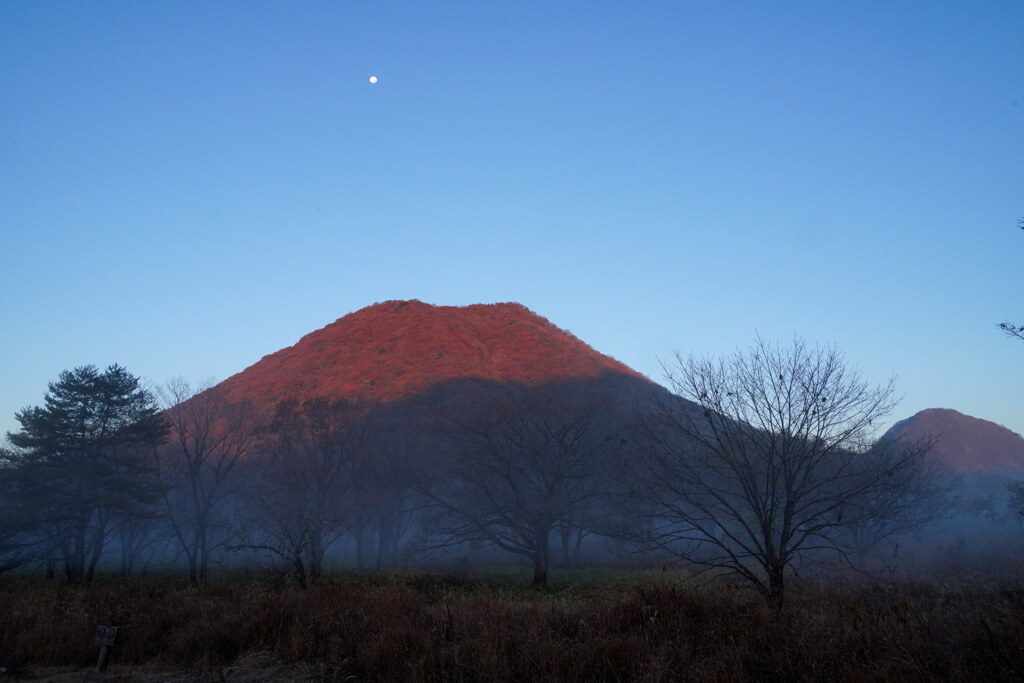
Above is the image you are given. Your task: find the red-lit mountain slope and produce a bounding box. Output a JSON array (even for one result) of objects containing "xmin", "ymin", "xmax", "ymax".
[
  {"xmin": 215, "ymin": 300, "xmax": 650, "ymax": 410},
  {"xmin": 881, "ymin": 408, "xmax": 1024, "ymax": 473}
]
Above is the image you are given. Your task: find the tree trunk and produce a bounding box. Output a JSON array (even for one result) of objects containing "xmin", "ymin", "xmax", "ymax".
[
  {"xmin": 292, "ymin": 551, "xmax": 308, "ymax": 589},
  {"xmin": 85, "ymin": 515, "xmax": 107, "ymax": 583},
  {"xmin": 187, "ymin": 551, "xmax": 198, "ymax": 587},
  {"xmin": 376, "ymin": 512, "xmax": 393, "ymax": 571},
  {"xmin": 307, "ymin": 533, "xmax": 323, "ymax": 581},
  {"xmin": 532, "ymin": 527, "xmax": 551, "ymax": 588},
  {"xmin": 532, "ymin": 555, "xmax": 548, "ymax": 588},
  {"xmin": 119, "ymin": 522, "xmax": 142, "ymax": 577},
  {"xmin": 198, "ymin": 525, "xmax": 209, "ymax": 584},
  {"xmin": 68, "ymin": 523, "xmax": 88, "ymax": 584},
  {"xmin": 86, "ymin": 536, "xmax": 103, "ymax": 582},
  {"xmin": 389, "ymin": 510, "xmax": 404, "ymax": 568},
  {"xmin": 355, "ymin": 524, "xmax": 369, "ymax": 571},
  {"xmin": 573, "ymin": 527, "xmax": 586, "ymax": 565},
  {"xmin": 119, "ymin": 541, "xmax": 132, "ymax": 577},
  {"xmin": 767, "ymin": 565, "xmax": 785, "ymax": 614},
  {"xmin": 559, "ymin": 523, "xmax": 572, "ymax": 566}
]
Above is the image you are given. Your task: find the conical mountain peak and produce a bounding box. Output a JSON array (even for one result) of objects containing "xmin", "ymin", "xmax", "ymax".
[{"xmin": 214, "ymin": 301, "xmax": 648, "ymax": 410}]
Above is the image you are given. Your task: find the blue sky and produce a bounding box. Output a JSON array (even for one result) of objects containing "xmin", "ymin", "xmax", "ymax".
[{"xmin": 2, "ymin": 1, "xmax": 1022, "ymax": 437}]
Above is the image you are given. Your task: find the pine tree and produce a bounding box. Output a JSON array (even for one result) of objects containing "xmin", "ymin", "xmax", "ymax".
[{"xmin": 6, "ymin": 365, "xmax": 168, "ymax": 582}]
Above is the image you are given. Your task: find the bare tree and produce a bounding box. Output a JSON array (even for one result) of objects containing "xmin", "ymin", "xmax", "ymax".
[
  {"xmin": 843, "ymin": 436, "xmax": 956, "ymax": 564},
  {"xmin": 998, "ymin": 219, "xmax": 1024, "ymax": 341},
  {"xmin": 358, "ymin": 410, "xmax": 425, "ymax": 570},
  {"xmin": 423, "ymin": 385, "xmax": 613, "ymax": 588},
  {"xmin": 998, "ymin": 322, "xmax": 1024, "ymax": 342},
  {"xmin": 626, "ymin": 338, "xmax": 947, "ymax": 610},
  {"xmin": 0, "ymin": 445, "xmax": 40, "ymax": 574},
  {"xmin": 114, "ymin": 513, "xmax": 166, "ymax": 576},
  {"xmin": 231, "ymin": 397, "xmax": 362, "ymax": 586},
  {"xmin": 157, "ymin": 378, "xmax": 258, "ymax": 585}
]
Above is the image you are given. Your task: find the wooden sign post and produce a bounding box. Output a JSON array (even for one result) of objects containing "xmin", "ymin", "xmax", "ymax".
[{"xmin": 94, "ymin": 625, "xmax": 118, "ymax": 672}]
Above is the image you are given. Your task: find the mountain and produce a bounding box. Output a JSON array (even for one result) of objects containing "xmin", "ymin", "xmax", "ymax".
[
  {"xmin": 881, "ymin": 408, "xmax": 1024, "ymax": 473},
  {"xmin": 214, "ymin": 300, "xmax": 652, "ymax": 411}
]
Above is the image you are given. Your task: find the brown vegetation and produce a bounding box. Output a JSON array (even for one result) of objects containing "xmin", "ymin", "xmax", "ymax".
[
  {"xmin": 1, "ymin": 571, "xmax": 1022, "ymax": 681},
  {"xmin": 213, "ymin": 300, "xmax": 649, "ymax": 411}
]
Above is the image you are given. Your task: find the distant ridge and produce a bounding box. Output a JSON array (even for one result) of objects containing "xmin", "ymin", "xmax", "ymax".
[
  {"xmin": 882, "ymin": 408, "xmax": 1024, "ymax": 473},
  {"xmin": 213, "ymin": 300, "xmax": 651, "ymax": 411}
]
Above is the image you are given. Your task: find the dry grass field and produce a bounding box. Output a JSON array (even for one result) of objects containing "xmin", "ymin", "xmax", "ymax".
[{"xmin": 0, "ymin": 569, "xmax": 1022, "ymax": 681}]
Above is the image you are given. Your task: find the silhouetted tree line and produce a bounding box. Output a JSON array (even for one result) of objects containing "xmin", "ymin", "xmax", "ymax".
[
  {"xmin": 1, "ymin": 365, "xmax": 167, "ymax": 583},
  {"xmin": 1, "ymin": 342, "xmax": 975, "ymax": 605}
]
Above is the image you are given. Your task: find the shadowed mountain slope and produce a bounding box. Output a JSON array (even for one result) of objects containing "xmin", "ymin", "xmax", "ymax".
[
  {"xmin": 882, "ymin": 408, "xmax": 1024, "ymax": 473},
  {"xmin": 213, "ymin": 300, "xmax": 652, "ymax": 411}
]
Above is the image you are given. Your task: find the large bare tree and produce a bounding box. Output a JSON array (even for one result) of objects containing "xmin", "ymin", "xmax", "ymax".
[
  {"xmin": 626, "ymin": 338, "xmax": 948, "ymax": 609},
  {"xmin": 423, "ymin": 384, "xmax": 614, "ymax": 587},
  {"xmin": 357, "ymin": 409, "xmax": 425, "ymax": 570},
  {"xmin": 157, "ymin": 378, "xmax": 258, "ymax": 585},
  {"xmin": 232, "ymin": 397, "xmax": 363, "ymax": 586}
]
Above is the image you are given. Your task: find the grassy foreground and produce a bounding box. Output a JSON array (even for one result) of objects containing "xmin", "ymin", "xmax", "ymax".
[{"xmin": 0, "ymin": 569, "xmax": 1022, "ymax": 682}]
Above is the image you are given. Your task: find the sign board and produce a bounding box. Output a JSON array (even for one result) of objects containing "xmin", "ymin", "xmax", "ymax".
[{"xmin": 94, "ymin": 625, "xmax": 118, "ymax": 648}]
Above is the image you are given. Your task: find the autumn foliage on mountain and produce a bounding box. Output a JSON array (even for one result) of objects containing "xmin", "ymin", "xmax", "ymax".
[
  {"xmin": 214, "ymin": 300, "xmax": 649, "ymax": 413},
  {"xmin": 881, "ymin": 408, "xmax": 1024, "ymax": 473}
]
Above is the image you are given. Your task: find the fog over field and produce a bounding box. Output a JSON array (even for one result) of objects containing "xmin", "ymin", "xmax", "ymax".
[{"xmin": 6, "ymin": 302, "xmax": 1022, "ymax": 585}]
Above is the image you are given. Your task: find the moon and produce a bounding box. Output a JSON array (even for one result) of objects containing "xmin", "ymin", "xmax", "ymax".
[{"xmin": 369, "ymin": 76, "xmax": 378, "ymax": 84}]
